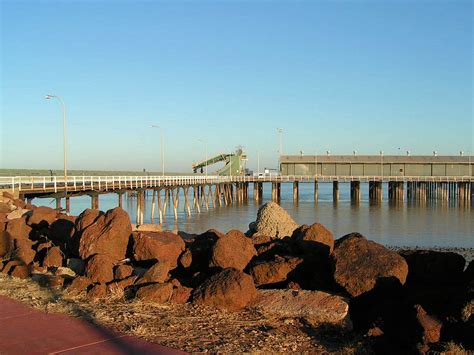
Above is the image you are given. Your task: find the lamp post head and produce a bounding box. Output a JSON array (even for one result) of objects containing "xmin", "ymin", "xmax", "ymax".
[{"xmin": 45, "ymin": 94, "xmax": 54, "ymax": 100}]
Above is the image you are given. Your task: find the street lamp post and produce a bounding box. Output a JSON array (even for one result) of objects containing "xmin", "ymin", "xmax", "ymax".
[
  {"xmin": 198, "ymin": 139, "xmax": 208, "ymax": 177},
  {"xmin": 257, "ymin": 150, "xmax": 260, "ymax": 175},
  {"xmin": 151, "ymin": 125, "xmax": 165, "ymax": 176},
  {"xmin": 45, "ymin": 94, "xmax": 67, "ymax": 198},
  {"xmin": 277, "ymin": 128, "xmax": 283, "ymax": 172},
  {"xmin": 380, "ymin": 150, "xmax": 384, "ymax": 178}
]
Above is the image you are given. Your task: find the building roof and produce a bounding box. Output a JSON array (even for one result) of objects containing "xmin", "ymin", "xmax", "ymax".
[{"xmin": 280, "ymin": 155, "xmax": 473, "ymax": 164}]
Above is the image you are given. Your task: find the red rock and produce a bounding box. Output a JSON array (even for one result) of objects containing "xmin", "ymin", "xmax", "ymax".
[
  {"xmin": 136, "ymin": 283, "xmax": 173, "ymax": 303},
  {"xmin": 5, "ymin": 217, "xmax": 32, "ymax": 240},
  {"xmin": 0, "ymin": 202, "xmax": 12, "ymax": 213},
  {"xmin": 27, "ymin": 206, "xmax": 58, "ymax": 227},
  {"xmin": 107, "ymin": 276, "xmax": 138, "ymax": 296},
  {"xmin": 250, "ymin": 289, "xmax": 352, "ymax": 330},
  {"xmin": 114, "ymin": 264, "xmax": 134, "ymax": 280},
  {"xmin": 65, "ymin": 276, "xmax": 93, "ymax": 295},
  {"xmin": 0, "ymin": 231, "xmax": 15, "ymax": 258},
  {"xmin": 249, "ymin": 255, "xmax": 303, "ymax": 286},
  {"xmin": 178, "ymin": 249, "xmax": 193, "ymax": 268},
  {"xmin": 251, "ymin": 234, "xmax": 272, "ymax": 245},
  {"xmin": 332, "ymin": 233, "xmax": 408, "ymax": 297},
  {"xmin": 42, "ymin": 246, "xmax": 63, "ymax": 268},
  {"xmin": 170, "ymin": 278, "xmax": 182, "ymax": 287},
  {"xmin": 367, "ymin": 326, "xmax": 384, "ymax": 337},
  {"xmin": 2, "ymin": 191, "xmax": 15, "ymax": 199},
  {"xmin": 87, "ymin": 284, "xmax": 107, "ymax": 300},
  {"xmin": 79, "ymin": 208, "xmax": 132, "ymax": 261},
  {"xmin": 170, "ymin": 286, "xmax": 193, "ymax": 304},
  {"xmin": 136, "ymin": 261, "xmax": 170, "ymax": 285},
  {"xmin": 13, "ymin": 199, "xmax": 26, "ymax": 209},
  {"xmin": 49, "ymin": 216, "xmax": 75, "ymax": 244},
  {"xmin": 400, "ymin": 250, "xmax": 466, "ymax": 285},
  {"xmin": 209, "ymin": 230, "xmax": 256, "ymax": 271},
  {"xmin": 292, "ymin": 223, "xmax": 334, "ymax": 256},
  {"xmin": 415, "ymin": 304, "xmax": 442, "ymax": 345},
  {"xmin": 193, "ymin": 268, "xmax": 257, "ymax": 311},
  {"xmin": 85, "ymin": 254, "xmax": 115, "ymax": 283},
  {"xmin": 13, "ymin": 238, "xmax": 35, "ymax": 265},
  {"xmin": 75, "ymin": 208, "xmax": 104, "ymax": 233},
  {"xmin": 132, "ymin": 231, "xmax": 185, "ymax": 269},
  {"xmin": 1, "ymin": 260, "xmax": 23, "ymax": 274},
  {"xmin": 24, "ymin": 203, "xmax": 37, "ymax": 210},
  {"xmin": 10, "ymin": 265, "xmax": 30, "ymax": 279}
]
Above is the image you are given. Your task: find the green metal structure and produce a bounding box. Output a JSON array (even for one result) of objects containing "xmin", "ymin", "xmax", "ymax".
[{"xmin": 192, "ymin": 148, "xmax": 247, "ymax": 176}]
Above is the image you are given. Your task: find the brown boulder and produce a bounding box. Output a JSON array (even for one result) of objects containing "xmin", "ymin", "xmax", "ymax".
[
  {"xmin": 170, "ymin": 286, "xmax": 193, "ymax": 304},
  {"xmin": 292, "ymin": 223, "xmax": 334, "ymax": 256},
  {"xmin": 12, "ymin": 238, "xmax": 35, "ymax": 265},
  {"xmin": 332, "ymin": 233, "xmax": 408, "ymax": 297},
  {"xmin": 65, "ymin": 276, "xmax": 93, "ymax": 295},
  {"xmin": 79, "ymin": 208, "xmax": 132, "ymax": 261},
  {"xmin": 132, "ymin": 231, "xmax": 185, "ymax": 268},
  {"xmin": 209, "ymin": 230, "xmax": 256, "ymax": 271},
  {"xmin": 10, "ymin": 265, "xmax": 30, "ymax": 279},
  {"xmin": 114, "ymin": 264, "xmax": 134, "ymax": 280},
  {"xmin": 249, "ymin": 255, "xmax": 303, "ymax": 286},
  {"xmin": 0, "ymin": 202, "xmax": 12, "ymax": 213},
  {"xmin": 415, "ymin": 304, "xmax": 442, "ymax": 347},
  {"xmin": 136, "ymin": 261, "xmax": 170, "ymax": 285},
  {"xmin": 0, "ymin": 231, "xmax": 15, "ymax": 257},
  {"xmin": 250, "ymin": 289, "xmax": 352, "ymax": 330},
  {"xmin": 49, "ymin": 216, "xmax": 75, "ymax": 244},
  {"xmin": 107, "ymin": 276, "xmax": 138, "ymax": 297},
  {"xmin": 27, "ymin": 206, "xmax": 57, "ymax": 227},
  {"xmin": 400, "ymin": 250, "xmax": 466, "ymax": 285},
  {"xmin": 42, "ymin": 246, "xmax": 63, "ymax": 268},
  {"xmin": 193, "ymin": 268, "xmax": 257, "ymax": 311},
  {"xmin": 6, "ymin": 217, "xmax": 32, "ymax": 240},
  {"xmin": 85, "ymin": 254, "xmax": 115, "ymax": 283},
  {"xmin": 87, "ymin": 284, "xmax": 107, "ymax": 300},
  {"xmin": 75, "ymin": 208, "xmax": 104, "ymax": 233},
  {"xmin": 136, "ymin": 283, "xmax": 173, "ymax": 303}
]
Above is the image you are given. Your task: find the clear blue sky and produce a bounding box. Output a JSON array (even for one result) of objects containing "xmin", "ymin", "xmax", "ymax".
[{"xmin": 1, "ymin": 0, "xmax": 472, "ymax": 172}]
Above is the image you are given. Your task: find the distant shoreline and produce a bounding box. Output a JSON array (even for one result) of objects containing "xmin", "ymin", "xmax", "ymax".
[{"xmin": 0, "ymin": 169, "xmax": 196, "ymax": 177}]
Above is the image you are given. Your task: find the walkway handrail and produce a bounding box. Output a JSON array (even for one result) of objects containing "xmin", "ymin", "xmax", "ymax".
[{"xmin": 0, "ymin": 175, "xmax": 473, "ymax": 194}]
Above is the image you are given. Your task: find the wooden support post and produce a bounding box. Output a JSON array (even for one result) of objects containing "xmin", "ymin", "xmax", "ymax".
[
  {"xmin": 157, "ymin": 189, "xmax": 163, "ymax": 223},
  {"xmin": 333, "ymin": 181, "xmax": 339, "ymax": 202},
  {"xmin": 90, "ymin": 194, "xmax": 99, "ymax": 210},
  {"xmin": 65, "ymin": 197, "xmax": 70, "ymax": 213},
  {"xmin": 350, "ymin": 181, "xmax": 360, "ymax": 202},
  {"xmin": 172, "ymin": 188, "xmax": 180, "ymax": 220},
  {"xmin": 118, "ymin": 192, "xmax": 123, "ymax": 208},
  {"xmin": 151, "ymin": 190, "xmax": 156, "ymax": 222},
  {"xmin": 293, "ymin": 181, "xmax": 299, "ymax": 203},
  {"xmin": 56, "ymin": 197, "xmax": 62, "ymax": 211},
  {"xmin": 253, "ymin": 182, "xmax": 259, "ymax": 201},
  {"xmin": 314, "ymin": 181, "xmax": 318, "ymax": 202},
  {"xmin": 184, "ymin": 187, "xmax": 191, "ymax": 216}
]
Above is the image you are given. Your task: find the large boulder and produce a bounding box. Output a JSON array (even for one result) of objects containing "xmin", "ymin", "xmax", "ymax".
[
  {"xmin": 209, "ymin": 230, "xmax": 256, "ymax": 271},
  {"xmin": 114, "ymin": 264, "xmax": 134, "ymax": 280},
  {"xmin": 27, "ymin": 206, "xmax": 57, "ymax": 227},
  {"xmin": 0, "ymin": 231, "xmax": 15, "ymax": 258},
  {"xmin": 75, "ymin": 209, "xmax": 104, "ymax": 233},
  {"xmin": 251, "ymin": 289, "xmax": 352, "ymax": 330},
  {"xmin": 136, "ymin": 261, "xmax": 170, "ymax": 284},
  {"xmin": 5, "ymin": 217, "xmax": 32, "ymax": 241},
  {"xmin": 178, "ymin": 229, "xmax": 224, "ymax": 271},
  {"xmin": 65, "ymin": 276, "xmax": 93, "ymax": 296},
  {"xmin": 42, "ymin": 246, "xmax": 63, "ymax": 268},
  {"xmin": 85, "ymin": 254, "xmax": 115, "ymax": 284},
  {"xmin": 332, "ymin": 233, "xmax": 408, "ymax": 297},
  {"xmin": 136, "ymin": 283, "xmax": 173, "ymax": 303},
  {"xmin": 12, "ymin": 238, "xmax": 35, "ymax": 265},
  {"xmin": 248, "ymin": 255, "xmax": 303, "ymax": 286},
  {"xmin": 131, "ymin": 231, "xmax": 185, "ymax": 269},
  {"xmin": 400, "ymin": 250, "xmax": 466, "ymax": 285},
  {"xmin": 249, "ymin": 202, "xmax": 298, "ymax": 239},
  {"xmin": 78, "ymin": 208, "xmax": 132, "ymax": 261},
  {"xmin": 292, "ymin": 223, "xmax": 334, "ymax": 256},
  {"xmin": 192, "ymin": 268, "xmax": 257, "ymax": 311}
]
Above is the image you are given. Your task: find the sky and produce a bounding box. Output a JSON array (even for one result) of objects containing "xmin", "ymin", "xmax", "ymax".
[{"xmin": 1, "ymin": 0, "xmax": 472, "ymax": 173}]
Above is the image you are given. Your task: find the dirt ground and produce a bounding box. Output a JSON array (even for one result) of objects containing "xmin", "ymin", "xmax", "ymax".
[{"xmin": 0, "ymin": 274, "xmax": 373, "ymax": 353}]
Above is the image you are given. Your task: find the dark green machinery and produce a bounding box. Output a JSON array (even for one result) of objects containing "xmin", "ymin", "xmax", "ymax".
[{"xmin": 192, "ymin": 148, "xmax": 247, "ymax": 176}]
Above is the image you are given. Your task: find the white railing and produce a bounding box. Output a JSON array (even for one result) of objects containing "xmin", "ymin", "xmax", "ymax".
[{"xmin": 0, "ymin": 175, "xmax": 473, "ymax": 193}]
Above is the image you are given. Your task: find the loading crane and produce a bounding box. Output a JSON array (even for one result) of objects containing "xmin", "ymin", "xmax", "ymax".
[{"xmin": 192, "ymin": 148, "xmax": 247, "ymax": 176}]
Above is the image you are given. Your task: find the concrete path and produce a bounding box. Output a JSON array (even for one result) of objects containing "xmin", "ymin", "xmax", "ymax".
[{"xmin": 0, "ymin": 295, "xmax": 184, "ymax": 354}]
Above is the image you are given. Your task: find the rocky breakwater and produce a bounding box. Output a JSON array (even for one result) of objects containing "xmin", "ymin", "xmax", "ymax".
[{"xmin": 1, "ymin": 194, "xmax": 473, "ymax": 353}]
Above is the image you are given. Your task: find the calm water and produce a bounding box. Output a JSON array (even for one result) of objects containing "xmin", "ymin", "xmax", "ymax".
[{"xmin": 34, "ymin": 183, "xmax": 474, "ymax": 248}]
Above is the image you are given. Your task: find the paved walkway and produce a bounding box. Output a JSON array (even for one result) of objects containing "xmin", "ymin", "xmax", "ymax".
[{"xmin": 0, "ymin": 296, "xmax": 184, "ymax": 354}]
